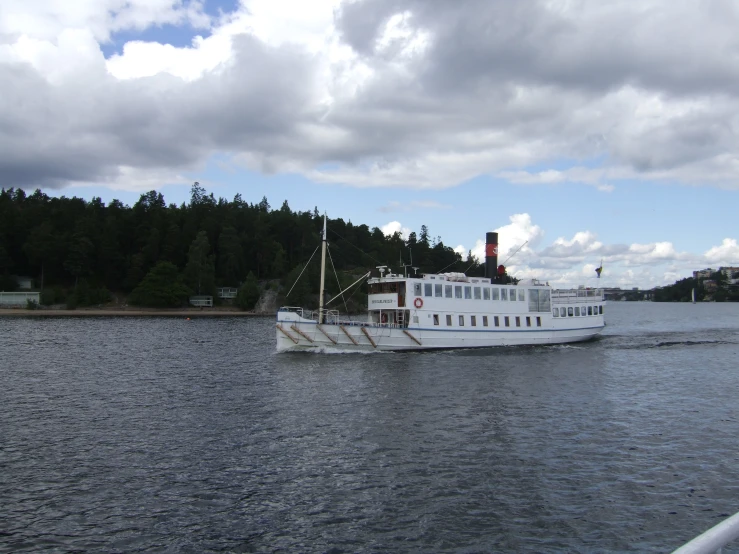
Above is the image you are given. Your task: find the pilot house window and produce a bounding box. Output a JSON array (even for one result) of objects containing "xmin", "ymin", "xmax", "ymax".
[{"xmin": 424, "ymin": 283, "xmax": 432, "ymax": 297}]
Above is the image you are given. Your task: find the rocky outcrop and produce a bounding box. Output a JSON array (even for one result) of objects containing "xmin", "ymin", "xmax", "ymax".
[{"xmin": 254, "ymin": 288, "xmax": 278, "ymax": 314}]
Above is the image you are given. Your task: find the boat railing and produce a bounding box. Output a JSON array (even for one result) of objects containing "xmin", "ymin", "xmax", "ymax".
[
  {"xmin": 278, "ymin": 306, "xmax": 315, "ymax": 320},
  {"xmin": 318, "ymin": 309, "xmax": 341, "ymax": 324},
  {"xmin": 551, "ymin": 289, "xmax": 604, "ymax": 302},
  {"xmin": 279, "ymin": 307, "xmax": 408, "ymax": 329},
  {"xmin": 671, "ymin": 510, "xmax": 739, "ymax": 554}
]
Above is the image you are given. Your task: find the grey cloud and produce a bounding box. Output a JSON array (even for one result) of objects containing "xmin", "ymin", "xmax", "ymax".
[
  {"xmin": 0, "ymin": 35, "xmax": 315, "ymax": 188},
  {"xmin": 338, "ymin": 0, "xmax": 739, "ymax": 96},
  {"xmin": 334, "ymin": 0, "xmax": 401, "ymax": 55},
  {"xmin": 3, "ymin": 0, "xmax": 739, "ymax": 191},
  {"xmin": 328, "ymin": 0, "xmax": 739, "ymax": 186}
]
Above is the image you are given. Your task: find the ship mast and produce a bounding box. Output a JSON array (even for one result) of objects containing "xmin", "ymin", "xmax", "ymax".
[{"xmin": 318, "ymin": 214, "xmax": 327, "ymax": 324}]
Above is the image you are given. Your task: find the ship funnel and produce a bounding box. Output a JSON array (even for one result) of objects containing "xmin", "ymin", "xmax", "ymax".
[{"xmin": 485, "ymin": 232, "xmax": 498, "ymax": 281}]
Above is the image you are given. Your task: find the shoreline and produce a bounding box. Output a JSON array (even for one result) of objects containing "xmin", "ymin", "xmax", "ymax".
[{"xmin": 0, "ymin": 308, "xmax": 269, "ymax": 317}]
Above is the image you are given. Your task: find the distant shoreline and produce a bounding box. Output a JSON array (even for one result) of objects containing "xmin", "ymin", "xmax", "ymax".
[{"xmin": 0, "ymin": 308, "xmax": 268, "ymax": 317}]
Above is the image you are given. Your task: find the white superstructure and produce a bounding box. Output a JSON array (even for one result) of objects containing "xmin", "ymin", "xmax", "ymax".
[{"xmin": 276, "ymin": 270, "xmax": 604, "ymax": 352}]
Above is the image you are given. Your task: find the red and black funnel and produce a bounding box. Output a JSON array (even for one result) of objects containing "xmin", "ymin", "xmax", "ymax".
[{"xmin": 485, "ymin": 232, "xmax": 498, "ymax": 281}]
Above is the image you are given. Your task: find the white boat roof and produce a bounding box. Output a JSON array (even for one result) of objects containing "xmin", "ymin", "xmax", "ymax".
[{"xmin": 367, "ymin": 272, "xmax": 549, "ymax": 286}]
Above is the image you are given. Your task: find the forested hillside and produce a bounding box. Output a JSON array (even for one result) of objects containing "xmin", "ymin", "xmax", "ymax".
[
  {"xmin": 0, "ymin": 184, "xmax": 475, "ymax": 309},
  {"xmin": 653, "ymin": 273, "xmax": 739, "ymax": 302}
]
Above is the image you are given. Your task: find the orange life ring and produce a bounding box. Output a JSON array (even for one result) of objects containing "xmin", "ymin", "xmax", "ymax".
[{"xmin": 414, "ymin": 297, "xmax": 423, "ymax": 309}]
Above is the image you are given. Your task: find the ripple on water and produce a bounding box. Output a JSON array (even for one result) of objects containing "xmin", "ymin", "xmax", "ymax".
[{"xmin": 1, "ymin": 304, "xmax": 739, "ymax": 552}]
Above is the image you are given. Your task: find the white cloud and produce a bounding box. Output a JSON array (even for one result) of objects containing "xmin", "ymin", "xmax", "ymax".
[
  {"xmin": 464, "ymin": 213, "xmax": 544, "ymax": 272},
  {"xmin": 495, "ymin": 214, "xmax": 545, "ymax": 257},
  {"xmin": 448, "ymin": 213, "xmax": 739, "ymax": 289},
  {"xmin": 704, "ymin": 238, "xmax": 739, "ymax": 264},
  {"xmin": 1, "ymin": 29, "xmax": 107, "ymax": 84},
  {"xmin": 380, "ymin": 220, "xmax": 411, "ymax": 239}
]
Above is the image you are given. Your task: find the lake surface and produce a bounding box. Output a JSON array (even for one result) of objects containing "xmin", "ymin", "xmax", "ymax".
[{"xmin": 2, "ymin": 302, "xmax": 739, "ymax": 553}]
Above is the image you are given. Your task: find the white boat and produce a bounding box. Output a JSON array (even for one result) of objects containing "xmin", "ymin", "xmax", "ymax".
[{"xmin": 276, "ymin": 217, "xmax": 605, "ymax": 352}]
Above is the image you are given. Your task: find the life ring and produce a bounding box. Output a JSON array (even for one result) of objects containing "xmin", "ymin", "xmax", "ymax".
[{"xmin": 414, "ymin": 297, "xmax": 423, "ymax": 309}]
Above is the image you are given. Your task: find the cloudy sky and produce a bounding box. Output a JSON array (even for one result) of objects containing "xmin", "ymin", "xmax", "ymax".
[{"xmin": 2, "ymin": 0, "xmax": 738, "ymax": 289}]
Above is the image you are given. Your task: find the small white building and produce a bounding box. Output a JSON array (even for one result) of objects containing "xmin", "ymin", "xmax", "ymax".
[
  {"xmin": 217, "ymin": 287, "xmax": 238, "ymax": 299},
  {"xmin": 0, "ymin": 291, "xmax": 40, "ymax": 306}
]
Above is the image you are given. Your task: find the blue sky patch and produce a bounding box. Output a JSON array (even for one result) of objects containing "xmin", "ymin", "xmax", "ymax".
[{"xmin": 100, "ymin": 0, "xmax": 241, "ymax": 58}]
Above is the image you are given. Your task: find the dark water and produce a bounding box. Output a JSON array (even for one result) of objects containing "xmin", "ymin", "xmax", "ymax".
[{"xmin": 2, "ymin": 303, "xmax": 739, "ymax": 553}]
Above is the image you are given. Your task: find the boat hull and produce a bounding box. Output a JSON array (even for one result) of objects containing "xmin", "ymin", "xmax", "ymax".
[{"xmin": 276, "ymin": 311, "xmax": 604, "ymax": 352}]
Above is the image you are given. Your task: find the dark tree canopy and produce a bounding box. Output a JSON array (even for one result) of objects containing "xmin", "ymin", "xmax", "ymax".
[{"xmin": 0, "ymin": 185, "xmax": 466, "ymax": 306}]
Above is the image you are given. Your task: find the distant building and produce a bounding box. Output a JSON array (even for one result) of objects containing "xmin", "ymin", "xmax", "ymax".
[
  {"xmin": 703, "ymin": 280, "xmax": 718, "ymax": 292},
  {"xmin": 189, "ymin": 295, "xmax": 213, "ymax": 307},
  {"xmin": 720, "ymin": 266, "xmax": 739, "ymax": 279},
  {"xmin": 693, "ymin": 268, "xmax": 713, "ymax": 280},
  {"xmin": 217, "ymin": 287, "xmax": 238, "ymax": 299}
]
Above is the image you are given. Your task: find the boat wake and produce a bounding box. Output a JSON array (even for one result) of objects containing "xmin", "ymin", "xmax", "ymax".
[
  {"xmin": 283, "ymin": 346, "xmax": 390, "ymax": 355},
  {"xmin": 600, "ymin": 329, "xmax": 739, "ymax": 350},
  {"xmin": 650, "ymin": 339, "xmax": 731, "ymax": 348}
]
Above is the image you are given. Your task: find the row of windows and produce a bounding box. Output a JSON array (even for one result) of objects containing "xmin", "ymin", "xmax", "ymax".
[
  {"xmin": 553, "ymin": 306, "xmax": 603, "ymax": 317},
  {"xmin": 432, "ymin": 314, "xmax": 543, "ymax": 328},
  {"xmin": 417, "ymin": 283, "xmax": 526, "ymax": 301}
]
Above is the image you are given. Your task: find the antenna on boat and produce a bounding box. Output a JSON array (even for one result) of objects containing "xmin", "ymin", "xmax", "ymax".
[
  {"xmin": 401, "ymin": 248, "xmax": 413, "ymax": 277},
  {"xmin": 412, "ymin": 267, "xmax": 419, "ymax": 276},
  {"xmin": 376, "ymin": 265, "xmax": 387, "ymax": 278},
  {"xmin": 318, "ymin": 214, "xmax": 328, "ymax": 324}
]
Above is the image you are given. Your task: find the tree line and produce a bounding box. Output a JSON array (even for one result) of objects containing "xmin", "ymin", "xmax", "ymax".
[{"xmin": 0, "ymin": 183, "xmax": 476, "ymax": 309}]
